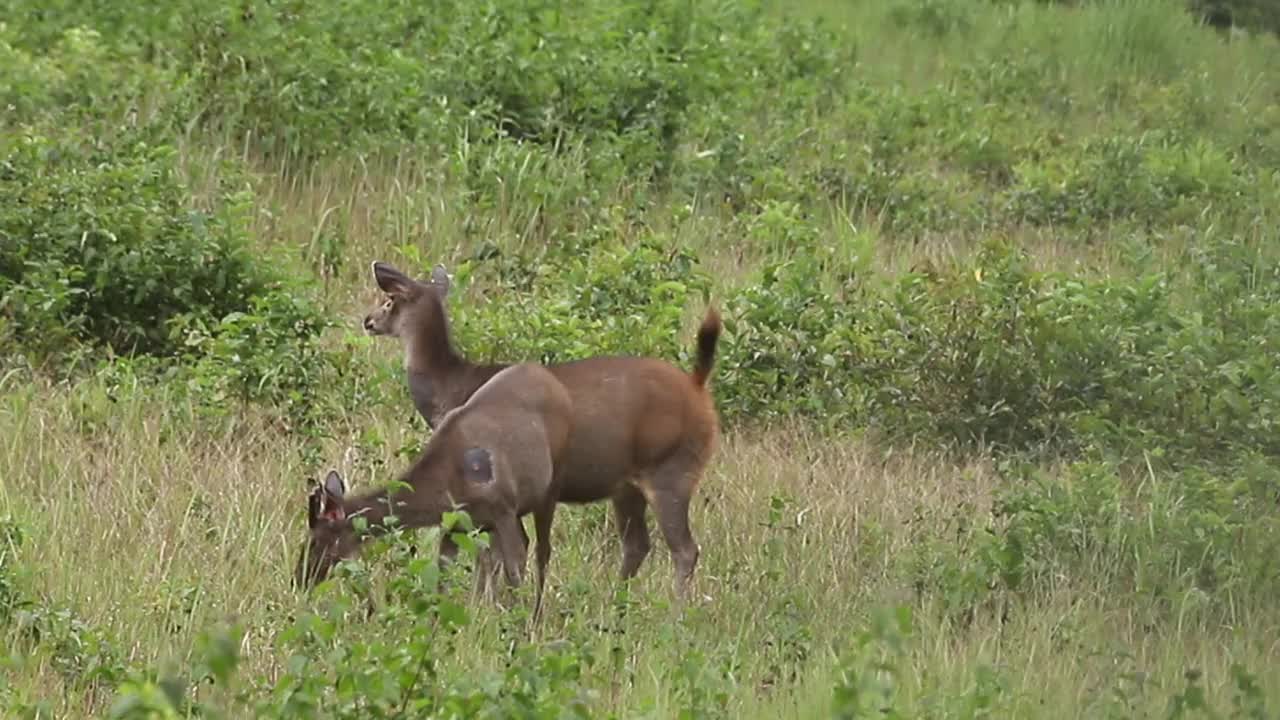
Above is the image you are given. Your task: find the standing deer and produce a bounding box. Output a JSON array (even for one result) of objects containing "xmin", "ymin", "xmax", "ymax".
[
  {"xmin": 295, "ymin": 363, "xmax": 574, "ymax": 619},
  {"xmin": 363, "ymin": 261, "xmax": 720, "ymax": 597}
]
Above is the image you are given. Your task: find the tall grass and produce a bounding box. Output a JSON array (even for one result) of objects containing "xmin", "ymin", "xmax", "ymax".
[
  {"xmin": 4, "ymin": 0, "xmax": 1280, "ymax": 716},
  {"xmin": 4, "ymin": 379, "xmax": 1278, "ymax": 717}
]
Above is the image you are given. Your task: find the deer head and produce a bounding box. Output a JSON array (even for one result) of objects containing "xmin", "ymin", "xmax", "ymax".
[
  {"xmin": 293, "ymin": 470, "xmax": 361, "ymax": 589},
  {"xmin": 293, "ymin": 445, "xmax": 509, "ymax": 591},
  {"xmin": 362, "ymin": 261, "xmax": 451, "ymax": 338}
]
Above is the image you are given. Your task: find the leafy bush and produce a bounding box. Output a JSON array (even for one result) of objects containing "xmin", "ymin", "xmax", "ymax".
[
  {"xmin": 1005, "ymin": 131, "xmax": 1249, "ymax": 227},
  {"xmin": 175, "ymin": 288, "xmax": 336, "ymax": 426},
  {"xmin": 999, "ymin": 457, "xmax": 1279, "ymax": 602},
  {"xmin": 0, "ymin": 127, "xmax": 356, "ymax": 435},
  {"xmin": 895, "ymin": 453, "xmax": 1280, "ymax": 658},
  {"xmin": 2, "ymin": 551, "xmax": 131, "ymax": 709},
  {"xmin": 831, "ymin": 606, "xmax": 914, "ymax": 719},
  {"xmin": 0, "ymin": 517, "xmax": 25, "ymax": 626},
  {"xmin": 717, "ymin": 253, "xmax": 866, "ymax": 426},
  {"xmin": 391, "ymin": 229, "xmax": 1280, "ymax": 460},
  {"xmin": 455, "ymin": 238, "xmax": 712, "ymax": 367},
  {"xmin": 0, "ymin": 129, "xmax": 262, "ymax": 359},
  {"xmin": 0, "ymin": 0, "xmax": 846, "ymax": 178},
  {"xmin": 0, "ymin": 25, "xmax": 180, "ymax": 129},
  {"xmin": 720, "ymin": 237, "xmax": 1280, "ymax": 459}
]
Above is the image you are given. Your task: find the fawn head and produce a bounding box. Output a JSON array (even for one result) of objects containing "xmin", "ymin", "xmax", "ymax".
[
  {"xmin": 363, "ymin": 261, "xmax": 451, "ymax": 338},
  {"xmin": 294, "ymin": 470, "xmax": 359, "ymax": 590}
]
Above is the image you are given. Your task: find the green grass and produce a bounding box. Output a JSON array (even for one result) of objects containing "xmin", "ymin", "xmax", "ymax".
[{"xmin": 4, "ymin": 0, "xmax": 1280, "ymax": 717}]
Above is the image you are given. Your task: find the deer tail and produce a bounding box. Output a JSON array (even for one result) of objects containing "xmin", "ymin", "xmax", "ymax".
[{"xmin": 690, "ymin": 305, "xmax": 722, "ymax": 388}]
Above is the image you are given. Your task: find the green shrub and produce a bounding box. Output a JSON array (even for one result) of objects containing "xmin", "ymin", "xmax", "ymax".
[
  {"xmin": 1005, "ymin": 131, "xmax": 1249, "ymax": 227},
  {"xmin": 717, "ymin": 237, "xmax": 1280, "ymax": 459},
  {"xmin": 994, "ymin": 457, "xmax": 1280, "ymax": 600},
  {"xmin": 0, "ymin": 127, "xmax": 355, "ymax": 434},
  {"xmin": 392, "ymin": 231, "xmax": 1280, "ymax": 461},
  {"xmin": 899, "ymin": 454, "xmax": 1280, "ymax": 641},
  {"xmin": 0, "ymin": 0, "xmax": 846, "ymax": 178},
  {"xmin": 455, "ymin": 238, "xmax": 712, "ymax": 367},
  {"xmin": 717, "ymin": 253, "xmax": 866, "ymax": 426},
  {"xmin": 0, "ymin": 517, "xmax": 26, "ymax": 626},
  {"xmin": 174, "ymin": 287, "xmax": 337, "ymax": 428},
  {"xmin": 0, "ymin": 130, "xmax": 262, "ymax": 359},
  {"xmin": 0, "ymin": 25, "xmax": 179, "ymax": 129},
  {"xmin": 104, "ymin": 0, "xmax": 835, "ymax": 210}
]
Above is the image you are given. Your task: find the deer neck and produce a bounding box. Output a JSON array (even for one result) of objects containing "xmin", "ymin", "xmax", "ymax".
[
  {"xmin": 402, "ymin": 314, "xmax": 463, "ymax": 376},
  {"xmin": 341, "ymin": 491, "xmax": 396, "ymax": 535},
  {"xmin": 400, "ymin": 303, "xmax": 471, "ymax": 427},
  {"xmin": 343, "ymin": 487, "xmax": 447, "ymax": 537}
]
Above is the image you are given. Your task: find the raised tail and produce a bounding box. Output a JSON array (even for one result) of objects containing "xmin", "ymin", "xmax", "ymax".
[{"xmin": 690, "ymin": 306, "xmax": 722, "ymax": 388}]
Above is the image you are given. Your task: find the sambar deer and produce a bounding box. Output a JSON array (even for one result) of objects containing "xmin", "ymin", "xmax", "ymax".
[
  {"xmin": 363, "ymin": 261, "xmax": 721, "ymax": 597},
  {"xmin": 294, "ymin": 363, "xmax": 574, "ymax": 618}
]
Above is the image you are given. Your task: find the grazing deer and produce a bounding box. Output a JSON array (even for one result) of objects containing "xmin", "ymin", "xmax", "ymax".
[
  {"xmin": 294, "ymin": 363, "xmax": 574, "ymax": 618},
  {"xmin": 363, "ymin": 261, "xmax": 721, "ymax": 597}
]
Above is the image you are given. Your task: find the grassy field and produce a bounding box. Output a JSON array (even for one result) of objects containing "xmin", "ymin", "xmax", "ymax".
[{"xmin": 3, "ymin": 0, "xmax": 1280, "ymax": 717}]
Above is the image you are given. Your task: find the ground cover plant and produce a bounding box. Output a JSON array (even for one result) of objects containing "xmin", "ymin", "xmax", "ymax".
[{"xmin": 3, "ymin": 0, "xmax": 1280, "ymax": 717}]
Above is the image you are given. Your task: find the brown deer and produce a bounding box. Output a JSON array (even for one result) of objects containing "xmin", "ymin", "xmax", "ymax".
[
  {"xmin": 294, "ymin": 362, "xmax": 574, "ymax": 618},
  {"xmin": 363, "ymin": 260, "xmax": 721, "ymax": 596}
]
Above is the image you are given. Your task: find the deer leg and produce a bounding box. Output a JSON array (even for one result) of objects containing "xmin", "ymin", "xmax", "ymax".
[
  {"xmin": 443, "ymin": 527, "xmax": 493, "ymax": 599},
  {"xmin": 473, "ymin": 521, "xmax": 529, "ymax": 600},
  {"xmin": 492, "ymin": 513, "xmax": 528, "ymax": 599},
  {"xmin": 612, "ymin": 485, "xmax": 652, "ymax": 580},
  {"xmin": 648, "ymin": 485, "xmax": 700, "ymax": 599},
  {"xmin": 438, "ymin": 533, "xmax": 459, "ymax": 570},
  {"xmin": 531, "ymin": 501, "xmax": 557, "ymax": 623},
  {"xmin": 474, "ymin": 548, "xmax": 496, "ymax": 601}
]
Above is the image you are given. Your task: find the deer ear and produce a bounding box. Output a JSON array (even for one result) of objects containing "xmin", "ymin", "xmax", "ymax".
[
  {"xmin": 430, "ymin": 264, "xmax": 452, "ymax": 298},
  {"xmin": 462, "ymin": 447, "xmax": 494, "ymax": 485},
  {"xmin": 313, "ymin": 470, "xmax": 347, "ymax": 523},
  {"xmin": 372, "ymin": 261, "xmax": 416, "ymax": 297},
  {"xmin": 323, "ymin": 470, "xmax": 346, "ymax": 499}
]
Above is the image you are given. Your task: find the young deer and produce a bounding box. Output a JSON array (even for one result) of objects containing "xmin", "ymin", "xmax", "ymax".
[
  {"xmin": 363, "ymin": 261, "xmax": 721, "ymax": 597},
  {"xmin": 294, "ymin": 363, "xmax": 574, "ymax": 618}
]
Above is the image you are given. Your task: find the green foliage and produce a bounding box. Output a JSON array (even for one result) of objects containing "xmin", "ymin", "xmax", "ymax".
[
  {"xmin": 0, "ymin": 127, "xmax": 354, "ymax": 431},
  {"xmin": 0, "ymin": 25, "xmax": 179, "ymax": 129},
  {"xmin": 718, "ymin": 253, "xmax": 865, "ymax": 426},
  {"xmin": 1187, "ymin": 0, "xmax": 1280, "ymax": 35},
  {"xmin": 721, "ymin": 237, "xmax": 1280, "ymax": 458},
  {"xmin": 0, "ymin": 0, "xmax": 846, "ymax": 179},
  {"xmin": 455, "ymin": 238, "xmax": 712, "ymax": 366},
  {"xmin": 445, "ymin": 231, "xmax": 1280, "ymax": 460},
  {"xmin": 0, "ymin": 129, "xmax": 262, "ymax": 359},
  {"xmin": 9, "ymin": 603, "xmax": 129, "ymax": 692},
  {"xmin": 831, "ymin": 606, "xmax": 914, "ymax": 719},
  {"xmin": 905, "ymin": 455, "xmax": 1280, "ymax": 628},
  {"xmin": 175, "ymin": 287, "xmax": 337, "ymax": 428},
  {"xmin": 1006, "ymin": 131, "xmax": 1249, "ymax": 227},
  {"xmin": 0, "ymin": 517, "xmax": 26, "ymax": 626},
  {"xmin": 102, "ymin": 513, "xmax": 605, "ymax": 719}
]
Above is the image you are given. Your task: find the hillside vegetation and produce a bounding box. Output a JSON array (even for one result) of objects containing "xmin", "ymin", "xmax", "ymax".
[{"xmin": 3, "ymin": 0, "xmax": 1280, "ymax": 717}]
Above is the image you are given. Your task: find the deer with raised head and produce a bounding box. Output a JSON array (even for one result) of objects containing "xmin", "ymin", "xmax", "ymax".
[
  {"xmin": 362, "ymin": 261, "xmax": 720, "ymax": 597},
  {"xmin": 295, "ymin": 362, "xmax": 574, "ymax": 617}
]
